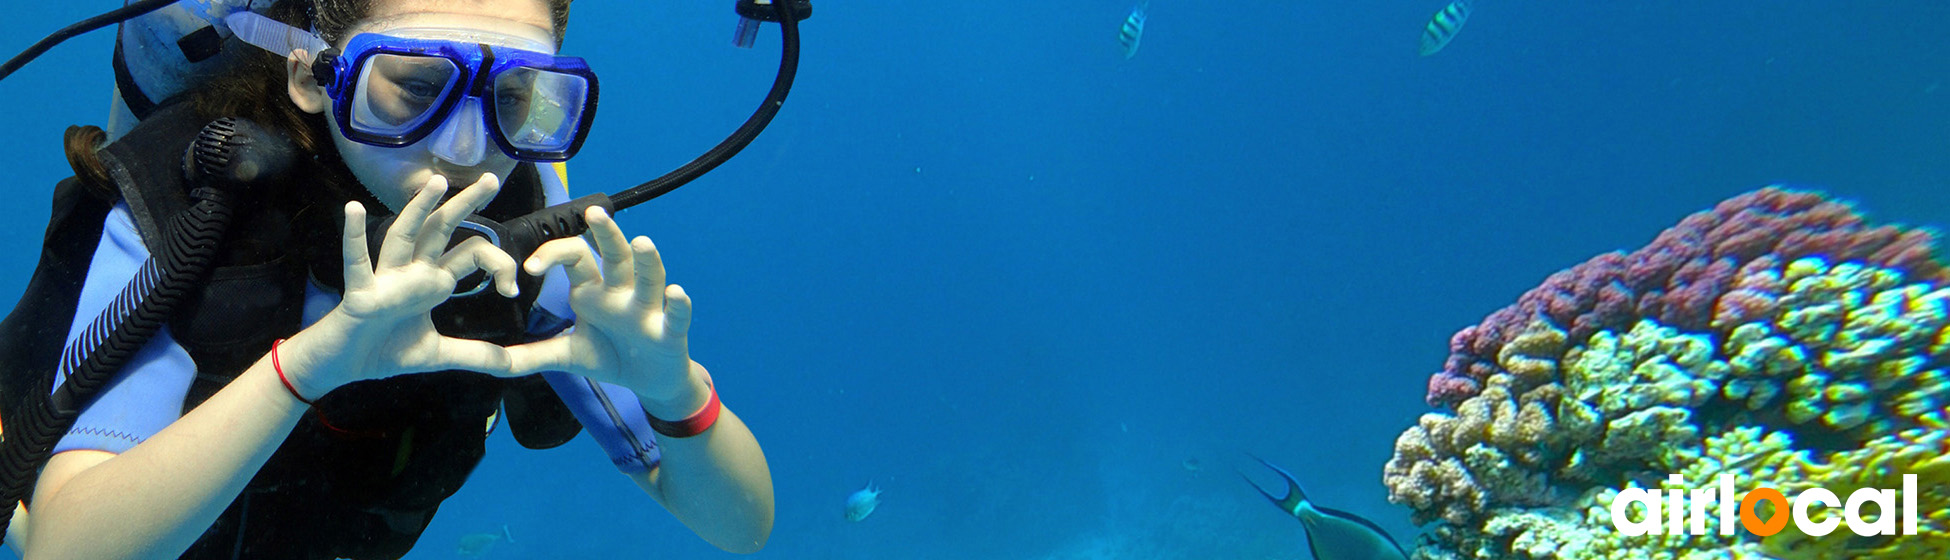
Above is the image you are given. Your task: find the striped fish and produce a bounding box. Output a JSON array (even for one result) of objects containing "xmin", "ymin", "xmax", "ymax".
[
  {"xmin": 1119, "ymin": 0, "xmax": 1149, "ymax": 59},
  {"xmin": 1418, "ymin": 0, "xmax": 1472, "ymax": 56}
]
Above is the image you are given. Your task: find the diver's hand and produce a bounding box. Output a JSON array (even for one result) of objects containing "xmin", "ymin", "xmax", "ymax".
[
  {"xmin": 280, "ymin": 174, "xmax": 522, "ymax": 398},
  {"xmin": 507, "ymin": 207, "xmax": 703, "ymax": 406}
]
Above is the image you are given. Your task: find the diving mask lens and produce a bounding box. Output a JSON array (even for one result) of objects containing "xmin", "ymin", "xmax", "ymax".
[
  {"xmin": 329, "ymin": 33, "xmax": 597, "ymax": 161},
  {"xmin": 351, "ymin": 53, "xmax": 462, "ymax": 137},
  {"xmin": 492, "ymin": 67, "xmax": 590, "ymax": 155}
]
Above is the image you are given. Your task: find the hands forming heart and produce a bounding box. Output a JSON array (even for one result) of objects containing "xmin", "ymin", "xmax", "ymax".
[{"xmin": 280, "ymin": 173, "xmax": 698, "ymax": 403}]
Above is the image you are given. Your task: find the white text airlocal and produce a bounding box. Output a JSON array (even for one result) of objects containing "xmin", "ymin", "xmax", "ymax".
[{"xmin": 1609, "ymin": 474, "xmax": 1920, "ymax": 537}]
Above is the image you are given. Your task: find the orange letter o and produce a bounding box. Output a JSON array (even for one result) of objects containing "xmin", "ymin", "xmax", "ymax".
[{"xmin": 1741, "ymin": 488, "xmax": 1790, "ymax": 536}]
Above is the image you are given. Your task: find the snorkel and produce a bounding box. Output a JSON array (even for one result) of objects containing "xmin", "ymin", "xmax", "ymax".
[{"xmin": 486, "ymin": 0, "xmax": 812, "ymax": 263}]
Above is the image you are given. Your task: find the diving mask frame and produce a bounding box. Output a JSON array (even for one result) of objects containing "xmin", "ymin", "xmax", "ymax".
[{"xmin": 309, "ymin": 31, "xmax": 601, "ymax": 162}]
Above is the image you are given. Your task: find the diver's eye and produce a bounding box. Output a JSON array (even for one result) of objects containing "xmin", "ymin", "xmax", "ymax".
[
  {"xmin": 401, "ymin": 80, "xmax": 443, "ymax": 98},
  {"xmin": 495, "ymin": 89, "xmax": 533, "ymax": 111}
]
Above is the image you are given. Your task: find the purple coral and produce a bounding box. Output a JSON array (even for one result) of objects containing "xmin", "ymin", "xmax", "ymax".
[
  {"xmin": 1426, "ymin": 372, "xmax": 1480, "ymax": 407},
  {"xmin": 1426, "ymin": 187, "xmax": 1946, "ymax": 407}
]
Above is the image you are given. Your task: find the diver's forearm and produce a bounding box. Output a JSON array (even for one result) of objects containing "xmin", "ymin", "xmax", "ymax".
[
  {"xmin": 630, "ymin": 362, "xmax": 773, "ymax": 554},
  {"xmin": 25, "ymin": 353, "xmax": 308, "ymax": 560},
  {"xmin": 656, "ymin": 406, "xmax": 773, "ymax": 553}
]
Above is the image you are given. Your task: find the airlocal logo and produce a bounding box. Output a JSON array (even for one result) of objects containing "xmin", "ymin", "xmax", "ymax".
[{"xmin": 1610, "ymin": 474, "xmax": 1920, "ymax": 537}]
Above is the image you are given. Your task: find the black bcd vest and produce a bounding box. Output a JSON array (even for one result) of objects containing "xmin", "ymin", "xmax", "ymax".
[{"xmin": 0, "ymin": 102, "xmax": 586, "ymax": 560}]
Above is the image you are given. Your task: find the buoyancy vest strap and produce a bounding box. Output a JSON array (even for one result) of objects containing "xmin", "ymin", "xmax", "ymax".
[
  {"xmin": 0, "ymin": 184, "xmax": 238, "ymax": 541},
  {"xmin": 0, "ymin": 179, "xmax": 113, "ymax": 444},
  {"xmin": 99, "ymin": 102, "xmax": 208, "ymax": 256},
  {"xmin": 0, "ymin": 113, "xmax": 296, "ymax": 542}
]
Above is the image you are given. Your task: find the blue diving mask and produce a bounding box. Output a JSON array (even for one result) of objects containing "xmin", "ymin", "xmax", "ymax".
[{"xmin": 228, "ymin": 14, "xmax": 598, "ymax": 162}]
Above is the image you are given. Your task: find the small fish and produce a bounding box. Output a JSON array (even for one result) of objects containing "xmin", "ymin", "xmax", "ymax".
[
  {"xmin": 1242, "ymin": 456, "xmax": 1409, "ymax": 560},
  {"xmin": 844, "ymin": 481, "xmax": 882, "ymax": 522},
  {"xmin": 456, "ymin": 525, "xmax": 514, "ymax": 558},
  {"xmin": 1118, "ymin": 0, "xmax": 1149, "ymax": 59},
  {"xmin": 1418, "ymin": 0, "xmax": 1473, "ymax": 57}
]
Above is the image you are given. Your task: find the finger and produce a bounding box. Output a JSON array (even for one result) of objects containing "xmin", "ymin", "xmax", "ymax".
[
  {"xmin": 504, "ymin": 336, "xmax": 582, "ymax": 377},
  {"xmin": 665, "ymin": 283, "xmax": 693, "ymax": 336},
  {"xmin": 417, "ymin": 173, "xmax": 502, "ymax": 261},
  {"xmin": 584, "ymin": 207, "xmax": 633, "ymax": 291},
  {"xmin": 437, "ymin": 237, "xmax": 521, "ymax": 297},
  {"xmin": 525, "ymin": 237, "xmax": 600, "ymax": 288},
  {"xmin": 428, "ymin": 337, "xmax": 513, "ymax": 375},
  {"xmin": 630, "ymin": 236, "xmax": 666, "ymax": 310},
  {"xmin": 379, "ymin": 176, "xmax": 448, "ymax": 268},
  {"xmin": 340, "ymin": 201, "xmax": 375, "ymax": 292}
]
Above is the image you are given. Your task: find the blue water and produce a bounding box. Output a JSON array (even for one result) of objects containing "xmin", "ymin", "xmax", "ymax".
[{"xmin": 0, "ymin": 1, "xmax": 1947, "ymax": 559}]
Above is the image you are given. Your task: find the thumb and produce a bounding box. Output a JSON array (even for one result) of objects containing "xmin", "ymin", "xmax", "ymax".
[
  {"xmin": 420, "ymin": 337, "xmax": 516, "ymax": 376},
  {"xmin": 503, "ymin": 336, "xmax": 585, "ymax": 377}
]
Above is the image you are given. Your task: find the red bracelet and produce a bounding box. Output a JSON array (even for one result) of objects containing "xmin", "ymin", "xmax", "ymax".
[
  {"xmin": 646, "ymin": 382, "xmax": 720, "ymax": 438},
  {"xmin": 272, "ymin": 339, "xmax": 314, "ymax": 406}
]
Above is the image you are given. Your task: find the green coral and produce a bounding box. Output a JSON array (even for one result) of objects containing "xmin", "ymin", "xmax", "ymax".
[
  {"xmin": 1563, "ymin": 321, "xmax": 1724, "ymax": 417},
  {"xmin": 1765, "ymin": 258, "xmax": 1950, "ymax": 440},
  {"xmin": 1756, "ymin": 421, "xmax": 1950, "ymax": 560}
]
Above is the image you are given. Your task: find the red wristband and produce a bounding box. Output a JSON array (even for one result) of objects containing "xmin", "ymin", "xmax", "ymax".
[
  {"xmin": 645, "ymin": 382, "xmax": 720, "ymax": 438},
  {"xmin": 272, "ymin": 339, "xmax": 314, "ymax": 406}
]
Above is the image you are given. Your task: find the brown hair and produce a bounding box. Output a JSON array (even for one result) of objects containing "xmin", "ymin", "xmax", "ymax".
[{"xmin": 62, "ymin": 125, "xmax": 112, "ymax": 193}]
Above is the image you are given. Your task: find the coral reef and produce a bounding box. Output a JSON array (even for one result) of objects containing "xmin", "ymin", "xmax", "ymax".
[
  {"xmin": 1430, "ymin": 188, "xmax": 1943, "ymax": 408},
  {"xmin": 1384, "ymin": 187, "xmax": 1950, "ymax": 560}
]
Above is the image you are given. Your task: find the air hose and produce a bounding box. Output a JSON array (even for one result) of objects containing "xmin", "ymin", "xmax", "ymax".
[
  {"xmin": 0, "ymin": 118, "xmax": 294, "ymax": 542},
  {"xmin": 428, "ymin": 0, "xmax": 811, "ymax": 266}
]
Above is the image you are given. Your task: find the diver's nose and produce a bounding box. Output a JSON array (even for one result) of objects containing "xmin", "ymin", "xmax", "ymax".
[{"xmin": 429, "ymin": 97, "xmax": 487, "ymax": 167}]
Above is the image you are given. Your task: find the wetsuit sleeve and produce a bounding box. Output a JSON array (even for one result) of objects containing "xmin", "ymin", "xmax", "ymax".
[
  {"xmin": 529, "ymin": 273, "xmax": 665, "ymax": 475},
  {"xmin": 49, "ymin": 204, "xmax": 198, "ymax": 455},
  {"xmin": 542, "ymin": 372, "xmax": 664, "ymax": 475},
  {"xmin": 528, "ymin": 164, "xmax": 665, "ymax": 475}
]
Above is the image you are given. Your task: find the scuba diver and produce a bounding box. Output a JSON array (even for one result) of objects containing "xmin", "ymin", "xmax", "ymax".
[{"xmin": 0, "ymin": 0, "xmax": 810, "ymax": 557}]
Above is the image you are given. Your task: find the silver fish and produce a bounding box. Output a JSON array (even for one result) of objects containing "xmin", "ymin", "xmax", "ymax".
[
  {"xmin": 1418, "ymin": 0, "xmax": 1473, "ymax": 56},
  {"xmin": 456, "ymin": 525, "xmax": 514, "ymax": 558},
  {"xmin": 844, "ymin": 481, "xmax": 882, "ymax": 522},
  {"xmin": 1119, "ymin": 0, "xmax": 1149, "ymax": 59},
  {"xmin": 1243, "ymin": 456, "xmax": 1409, "ymax": 560}
]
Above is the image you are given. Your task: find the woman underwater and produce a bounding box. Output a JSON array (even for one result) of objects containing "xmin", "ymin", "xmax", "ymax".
[{"xmin": 5, "ymin": 0, "xmax": 774, "ymax": 558}]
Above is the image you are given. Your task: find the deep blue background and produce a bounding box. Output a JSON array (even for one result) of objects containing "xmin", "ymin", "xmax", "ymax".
[{"xmin": 1, "ymin": 1, "xmax": 1947, "ymax": 558}]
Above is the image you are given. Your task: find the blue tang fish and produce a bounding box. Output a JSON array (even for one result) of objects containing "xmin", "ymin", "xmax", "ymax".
[
  {"xmin": 1419, "ymin": 0, "xmax": 1473, "ymax": 56},
  {"xmin": 1243, "ymin": 456, "xmax": 1410, "ymax": 560},
  {"xmin": 1118, "ymin": 0, "xmax": 1149, "ymax": 59}
]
